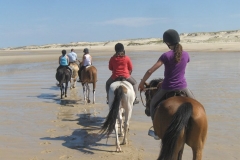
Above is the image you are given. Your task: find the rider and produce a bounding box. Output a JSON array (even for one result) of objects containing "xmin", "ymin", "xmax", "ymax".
[
  {"xmin": 67, "ymin": 48, "xmax": 78, "ymax": 64},
  {"xmin": 138, "ymin": 29, "xmax": 195, "ymax": 139},
  {"xmin": 78, "ymin": 48, "xmax": 92, "ymax": 82},
  {"xmin": 106, "ymin": 43, "xmax": 139, "ymax": 105},
  {"xmin": 57, "ymin": 49, "xmax": 72, "ymax": 77}
]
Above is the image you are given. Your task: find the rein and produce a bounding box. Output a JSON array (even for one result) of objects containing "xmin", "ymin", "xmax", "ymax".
[{"xmin": 140, "ymin": 87, "xmax": 158, "ymax": 107}]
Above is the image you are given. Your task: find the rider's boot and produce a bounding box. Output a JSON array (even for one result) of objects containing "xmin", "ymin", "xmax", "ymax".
[
  {"xmin": 148, "ymin": 127, "xmax": 160, "ymax": 140},
  {"xmin": 133, "ymin": 97, "xmax": 139, "ymax": 105}
]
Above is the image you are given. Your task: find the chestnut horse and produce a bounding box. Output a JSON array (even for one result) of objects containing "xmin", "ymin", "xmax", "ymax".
[
  {"xmin": 142, "ymin": 78, "xmax": 208, "ymax": 160},
  {"xmin": 78, "ymin": 63, "xmax": 97, "ymax": 104},
  {"xmin": 100, "ymin": 81, "xmax": 135, "ymax": 152},
  {"xmin": 69, "ymin": 62, "xmax": 79, "ymax": 89},
  {"xmin": 55, "ymin": 67, "xmax": 71, "ymax": 99}
]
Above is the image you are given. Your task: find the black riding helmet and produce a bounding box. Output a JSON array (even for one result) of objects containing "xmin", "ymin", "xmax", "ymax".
[
  {"xmin": 115, "ymin": 43, "xmax": 124, "ymax": 53},
  {"xmin": 62, "ymin": 50, "xmax": 67, "ymax": 55},
  {"xmin": 163, "ymin": 29, "xmax": 180, "ymax": 45}
]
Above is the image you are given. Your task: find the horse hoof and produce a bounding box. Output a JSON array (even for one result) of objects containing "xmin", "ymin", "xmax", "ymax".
[{"xmin": 87, "ymin": 100, "xmax": 91, "ymax": 103}]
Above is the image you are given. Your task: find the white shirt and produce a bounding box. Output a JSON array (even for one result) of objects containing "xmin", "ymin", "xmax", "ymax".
[
  {"xmin": 83, "ymin": 54, "xmax": 91, "ymax": 66},
  {"xmin": 68, "ymin": 52, "xmax": 77, "ymax": 62}
]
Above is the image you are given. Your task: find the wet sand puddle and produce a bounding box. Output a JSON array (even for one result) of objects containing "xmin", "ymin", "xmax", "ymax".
[{"xmin": 0, "ymin": 52, "xmax": 240, "ymax": 159}]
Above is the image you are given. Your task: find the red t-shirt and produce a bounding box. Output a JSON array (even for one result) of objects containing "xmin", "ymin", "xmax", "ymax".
[{"xmin": 109, "ymin": 55, "xmax": 133, "ymax": 79}]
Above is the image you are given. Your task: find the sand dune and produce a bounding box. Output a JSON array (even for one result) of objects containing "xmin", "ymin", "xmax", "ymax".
[{"xmin": 1, "ymin": 29, "xmax": 240, "ymax": 52}]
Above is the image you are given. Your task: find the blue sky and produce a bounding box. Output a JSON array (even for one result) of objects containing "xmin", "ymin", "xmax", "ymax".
[{"xmin": 0, "ymin": 0, "xmax": 240, "ymax": 48}]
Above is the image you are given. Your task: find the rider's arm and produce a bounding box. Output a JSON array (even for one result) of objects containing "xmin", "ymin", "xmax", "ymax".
[
  {"xmin": 109, "ymin": 57, "xmax": 113, "ymax": 71},
  {"xmin": 81, "ymin": 55, "xmax": 85, "ymax": 67},
  {"xmin": 138, "ymin": 60, "xmax": 163, "ymax": 91},
  {"xmin": 59, "ymin": 56, "xmax": 61, "ymax": 65},
  {"xmin": 127, "ymin": 56, "xmax": 133, "ymax": 74},
  {"xmin": 90, "ymin": 55, "xmax": 92, "ymax": 65}
]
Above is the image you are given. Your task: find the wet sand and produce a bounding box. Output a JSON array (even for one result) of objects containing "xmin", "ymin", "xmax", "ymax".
[{"xmin": 0, "ymin": 50, "xmax": 239, "ymax": 160}]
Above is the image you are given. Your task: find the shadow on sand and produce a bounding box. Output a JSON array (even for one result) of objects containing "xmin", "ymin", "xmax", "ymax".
[{"xmin": 40, "ymin": 113, "xmax": 115, "ymax": 154}]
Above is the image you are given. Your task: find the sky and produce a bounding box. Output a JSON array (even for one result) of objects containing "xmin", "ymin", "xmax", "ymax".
[{"xmin": 0, "ymin": 0, "xmax": 240, "ymax": 48}]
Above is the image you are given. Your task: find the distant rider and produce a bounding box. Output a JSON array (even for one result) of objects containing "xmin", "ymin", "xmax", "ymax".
[
  {"xmin": 57, "ymin": 50, "xmax": 72, "ymax": 78},
  {"xmin": 78, "ymin": 48, "xmax": 92, "ymax": 82},
  {"xmin": 67, "ymin": 48, "xmax": 78, "ymax": 64}
]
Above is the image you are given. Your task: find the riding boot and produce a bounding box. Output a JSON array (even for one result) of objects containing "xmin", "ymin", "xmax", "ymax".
[
  {"xmin": 77, "ymin": 71, "xmax": 82, "ymax": 82},
  {"xmin": 148, "ymin": 127, "xmax": 160, "ymax": 140},
  {"xmin": 133, "ymin": 97, "xmax": 139, "ymax": 105}
]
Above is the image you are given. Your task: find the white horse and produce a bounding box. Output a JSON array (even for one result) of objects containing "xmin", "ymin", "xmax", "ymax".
[
  {"xmin": 100, "ymin": 81, "xmax": 135, "ymax": 152},
  {"xmin": 69, "ymin": 62, "xmax": 79, "ymax": 89}
]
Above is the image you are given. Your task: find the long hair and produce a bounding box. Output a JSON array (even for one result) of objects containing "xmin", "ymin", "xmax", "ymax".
[{"xmin": 173, "ymin": 43, "xmax": 183, "ymax": 63}]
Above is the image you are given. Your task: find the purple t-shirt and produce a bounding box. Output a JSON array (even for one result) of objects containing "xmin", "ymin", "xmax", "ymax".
[{"xmin": 159, "ymin": 50, "xmax": 190, "ymax": 90}]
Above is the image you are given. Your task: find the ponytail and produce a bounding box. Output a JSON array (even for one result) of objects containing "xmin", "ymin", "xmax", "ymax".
[
  {"xmin": 114, "ymin": 51, "xmax": 125, "ymax": 57},
  {"xmin": 174, "ymin": 43, "xmax": 182, "ymax": 63}
]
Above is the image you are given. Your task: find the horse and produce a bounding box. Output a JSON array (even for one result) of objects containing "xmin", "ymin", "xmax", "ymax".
[
  {"xmin": 78, "ymin": 63, "xmax": 97, "ymax": 104},
  {"xmin": 100, "ymin": 81, "xmax": 135, "ymax": 152},
  {"xmin": 142, "ymin": 78, "xmax": 208, "ymax": 160},
  {"xmin": 69, "ymin": 62, "xmax": 79, "ymax": 89},
  {"xmin": 55, "ymin": 67, "xmax": 71, "ymax": 99}
]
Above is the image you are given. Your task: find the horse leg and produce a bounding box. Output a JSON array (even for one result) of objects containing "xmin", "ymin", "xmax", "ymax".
[
  {"xmin": 114, "ymin": 120, "xmax": 122, "ymax": 152},
  {"xmin": 122, "ymin": 106, "xmax": 132, "ymax": 145},
  {"xmin": 93, "ymin": 82, "xmax": 96, "ymax": 104},
  {"xmin": 187, "ymin": 113, "xmax": 207, "ymax": 160},
  {"xmin": 172, "ymin": 129, "xmax": 186, "ymax": 160},
  {"xmin": 73, "ymin": 78, "xmax": 76, "ymax": 88},
  {"xmin": 65, "ymin": 82, "xmax": 68, "ymax": 97},
  {"xmin": 92, "ymin": 89, "xmax": 95, "ymax": 104},
  {"xmin": 60, "ymin": 84, "xmax": 63, "ymax": 99},
  {"xmin": 87, "ymin": 84, "xmax": 90, "ymax": 103},
  {"xmin": 70, "ymin": 78, "xmax": 73, "ymax": 89},
  {"xmin": 82, "ymin": 84, "xmax": 87, "ymax": 104},
  {"xmin": 118, "ymin": 108, "xmax": 124, "ymax": 137}
]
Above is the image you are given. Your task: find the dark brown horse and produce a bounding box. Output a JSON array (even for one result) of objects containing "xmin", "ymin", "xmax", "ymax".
[
  {"xmin": 78, "ymin": 63, "xmax": 97, "ymax": 104},
  {"xmin": 142, "ymin": 78, "xmax": 208, "ymax": 160},
  {"xmin": 56, "ymin": 67, "xmax": 71, "ymax": 99}
]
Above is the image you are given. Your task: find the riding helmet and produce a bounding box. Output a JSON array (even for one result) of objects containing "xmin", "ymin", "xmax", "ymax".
[
  {"xmin": 62, "ymin": 50, "xmax": 67, "ymax": 55},
  {"xmin": 115, "ymin": 43, "xmax": 124, "ymax": 53},
  {"xmin": 163, "ymin": 29, "xmax": 180, "ymax": 45}
]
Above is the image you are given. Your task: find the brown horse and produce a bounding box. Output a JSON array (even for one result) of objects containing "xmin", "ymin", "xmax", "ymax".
[
  {"xmin": 55, "ymin": 67, "xmax": 71, "ymax": 99},
  {"xmin": 142, "ymin": 78, "xmax": 208, "ymax": 160},
  {"xmin": 78, "ymin": 63, "xmax": 97, "ymax": 104},
  {"xmin": 69, "ymin": 62, "xmax": 79, "ymax": 89}
]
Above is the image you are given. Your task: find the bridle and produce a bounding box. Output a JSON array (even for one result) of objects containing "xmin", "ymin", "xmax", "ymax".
[{"xmin": 140, "ymin": 87, "xmax": 158, "ymax": 107}]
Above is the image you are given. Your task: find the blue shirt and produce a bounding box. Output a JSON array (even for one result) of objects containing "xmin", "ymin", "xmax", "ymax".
[{"xmin": 60, "ymin": 55, "xmax": 68, "ymax": 66}]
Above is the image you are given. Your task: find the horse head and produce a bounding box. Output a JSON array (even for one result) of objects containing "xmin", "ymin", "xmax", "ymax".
[{"xmin": 143, "ymin": 78, "xmax": 163, "ymax": 116}]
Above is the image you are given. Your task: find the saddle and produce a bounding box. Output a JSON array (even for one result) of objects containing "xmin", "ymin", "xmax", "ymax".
[
  {"xmin": 146, "ymin": 90, "xmax": 188, "ymax": 117},
  {"xmin": 113, "ymin": 76, "xmax": 127, "ymax": 82}
]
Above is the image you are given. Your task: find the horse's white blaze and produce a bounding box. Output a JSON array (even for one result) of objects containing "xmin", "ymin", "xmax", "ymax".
[{"xmin": 108, "ymin": 81, "xmax": 135, "ymax": 152}]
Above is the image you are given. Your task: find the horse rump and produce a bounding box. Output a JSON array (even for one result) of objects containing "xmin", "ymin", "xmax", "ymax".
[{"xmin": 158, "ymin": 102, "xmax": 193, "ymax": 160}]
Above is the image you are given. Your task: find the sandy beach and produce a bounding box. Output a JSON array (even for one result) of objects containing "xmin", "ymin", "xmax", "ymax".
[{"xmin": 0, "ymin": 31, "xmax": 240, "ymax": 160}]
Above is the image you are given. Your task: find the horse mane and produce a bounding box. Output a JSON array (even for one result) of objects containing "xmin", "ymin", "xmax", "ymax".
[{"xmin": 149, "ymin": 78, "xmax": 163, "ymax": 87}]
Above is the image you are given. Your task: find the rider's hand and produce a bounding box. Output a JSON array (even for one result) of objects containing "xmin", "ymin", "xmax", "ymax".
[
  {"xmin": 157, "ymin": 82, "xmax": 162, "ymax": 89},
  {"xmin": 138, "ymin": 82, "xmax": 145, "ymax": 92}
]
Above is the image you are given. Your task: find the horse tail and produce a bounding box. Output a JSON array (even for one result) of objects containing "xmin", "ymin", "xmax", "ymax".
[
  {"xmin": 158, "ymin": 102, "xmax": 193, "ymax": 160},
  {"xmin": 100, "ymin": 86, "xmax": 124, "ymax": 136}
]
